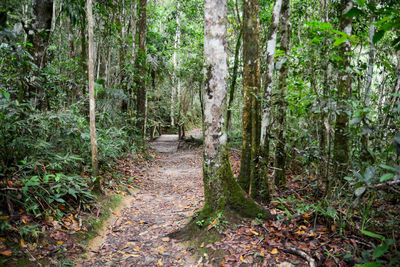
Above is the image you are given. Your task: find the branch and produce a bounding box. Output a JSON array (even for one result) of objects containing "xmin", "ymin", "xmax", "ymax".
[{"xmin": 283, "ymin": 247, "xmax": 316, "ymax": 267}]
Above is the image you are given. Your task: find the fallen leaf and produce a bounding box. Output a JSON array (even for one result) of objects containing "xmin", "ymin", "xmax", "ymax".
[
  {"xmin": 157, "ymin": 258, "xmax": 163, "ymax": 266},
  {"xmin": 240, "ymin": 255, "xmax": 246, "ymax": 263},
  {"xmin": 0, "ymin": 250, "xmax": 12, "ymax": 256},
  {"xmin": 200, "ymin": 242, "xmax": 205, "ymax": 248},
  {"xmin": 135, "ymin": 246, "xmax": 140, "ymax": 252},
  {"xmin": 250, "ymin": 230, "xmax": 259, "ymax": 236},
  {"xmin": 207, "ymin": 218, "xmax": 218, "ymax": 231},
  {"xmin": 57, "ymin": 241, "xmax": 64, "ymax": 245},
  {"xmin": 270, "ymin": 248, "xmax": 279, "ymax": 255},
  {"xmin": 162, "ymin": 237, "xmax": 170, "ymax": 242}
]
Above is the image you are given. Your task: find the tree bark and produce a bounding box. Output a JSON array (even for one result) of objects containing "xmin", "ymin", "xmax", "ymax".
[
  {"xmin": 259, "ymin": 0, "xmax": 283, "ymax": 192},
  {"xmin": 27, "ymin": 0, "xmax": 53, "ymax": 69},
  {"xmin": 273, "ymin": 0, "xmax": 290, "ymax": 188},
  {"xmin": 201, "ymin": 0, "xmax": 271, "ymax": 221},
  {"xmin": 135, "ymin": 0, "xmax": 148, "ymax": 138},
  {"xmin": 360, "ymin": 14, "xmax": 376, "ymax": 164},
  {"xmin": 171, "ymin": 1, "xmax": 181, "ymax": 127},
  {"xmin": 333, "ymin": 0, "xmax": 353, "ymax": 182},
  {"xmin": 226, "ymin": 29, "xmax": 242, "ymax": 132},
  {"xmin": 238, "ymin": 0, "xmax": 263, "ymax": 201},
  {"xmin": 87, "ymin": 0, "xmax": 99, "ymax": 191}
]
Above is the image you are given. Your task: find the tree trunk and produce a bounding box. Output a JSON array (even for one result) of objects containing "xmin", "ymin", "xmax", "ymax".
[
  {"xmin": 28, "ymin": 0, "xmax": 53, "ymax": 69},
  {"xmin": 226, "ymin": 29, "xmax": 242, "ymax": 132},
  {"xmin": 201, "ymin": 0, "xmax": 271, "ymax": 221},
  {"xmin": 333, "ymin": 0, "xmax": 353, "ymax": 182},
  {"xmin": 238, "ymin": 0, "xmax": 263, "ymax": 200},
  {"xmin": 87, "ymin": 0, "xmax": 100, "ymax": 191},
  {"xmin": 273, "ymin": 0, "xmax": 290, "ymax": 188},
  {"xmin": 260, "ymin": 0, "xmax": 283, "ymax": 190},
  {"xmin": 80, "ymin": 13, "xmax": 88, "ymax": 89},
  {"xmin": 171, "ymin": 1, "xmax": 181, "ymax": 127},
  {"xmin": 135, "ymin": 0, "xmax": 148, "ymax": 138},
  {"xmin": 360, "ymin": 14, "xmax": 376, "ymax": 164}
]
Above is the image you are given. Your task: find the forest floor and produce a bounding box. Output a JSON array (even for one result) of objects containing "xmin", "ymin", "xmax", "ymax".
[
  {"xmin": 70, "ymin": 128, "xmax": 361, "ymax": 267},
  {"xmin": 2, "ymin": 128, "xmax": 369, "ymax": 266}
]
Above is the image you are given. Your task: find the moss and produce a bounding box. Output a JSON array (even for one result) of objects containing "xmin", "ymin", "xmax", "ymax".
[
  {"xmin": 220, "ymin": 149, "xmax": 273, "ymax": 219},
  {"xmin": 76, "ymin": 194, "xmax": 123, "ymax": 243}
]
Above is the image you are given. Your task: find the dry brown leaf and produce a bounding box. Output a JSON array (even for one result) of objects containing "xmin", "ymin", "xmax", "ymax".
[{"xmin": 0, "ymin": 250, "xmax": 12, "ymax": 256}]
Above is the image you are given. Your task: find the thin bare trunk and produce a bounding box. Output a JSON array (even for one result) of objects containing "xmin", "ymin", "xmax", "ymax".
[
  {"xmin": 226, "ymin": 29, "xmax": 242, "ymax": 132},
  {"xmin": 87, "ymin": 0, "xmax": 99, "ymax": 190},
  {"xmin": 171, "ymin": 1, "xmax": 181, "ymax": 127},
  {"xmin": 260, "ymin": 0, "xmax": 283, "ymax": 185}
]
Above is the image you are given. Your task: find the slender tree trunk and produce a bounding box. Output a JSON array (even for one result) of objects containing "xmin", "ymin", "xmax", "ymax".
[
  {"xmin": 171, "ymin": 1, "xmax": 181, "ymax": 127},
  {"xmin": 333, "ymin": 0, "xmax": 353, "ymax": 182},
  {"xmin": 238, "ymin": 0, "xmax": 263, "ymax": 199},
  {"xmin": 87, "ymin": 0, "xmax": 99, "ymax": 191},
  {"xmin": 260, "ymin": 0, "xmax": 283, "ymax": 189},
  {"xmin": 67, "ymin": 14, "xmax": 74, "ymax": 58},
  {"xmin": 226, "ymin": 29, "xmax": 242, "ymax": 132},
  {"xmin": 200, "ymin": 0, "xmax": 271, "ymax": 221},
  {"xmin": 273, "ymin": 0, "xmax": 290, "ymax": 188},
  {"xmin": 135, "ymin": 0, "xmax": 148, "ymax": 138},
  {"xmin": 360, "ymin": 14, "xmax": 376, "ymax": 164},
  {"xmin": 80, "ymin": 15, "xmax": 88, "ymax": 92}
]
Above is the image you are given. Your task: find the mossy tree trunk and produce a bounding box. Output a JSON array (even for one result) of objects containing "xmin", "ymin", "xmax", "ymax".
[
  {"xmin": 135, "ymin": 0, "xmax": 148, "ymax": 139},
  {"xmin": 238, "ymin": 0, "xmax": 269, "ymax": 202},
  {"xmin": 333, "ymin": 0, "xmax": 353, "ymax": 183},
  {"xmin": 273, "ymin": 0, "xmax": 290, "ymax": 188},
  {"xmin": 201, "ymin": 0, "xmax": 272, "ymax": 222}
]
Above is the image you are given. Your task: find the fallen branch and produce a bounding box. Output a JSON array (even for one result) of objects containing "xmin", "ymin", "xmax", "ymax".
[
  {"xmin": 374, "ymin": 179, "xmax": 400, "ymax": 189},
  {"xmin": 283, "ymin": 247, "xmax": 316, "ymax": 267}
]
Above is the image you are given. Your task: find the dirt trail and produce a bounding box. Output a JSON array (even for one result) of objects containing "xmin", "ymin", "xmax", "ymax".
[{"xmin": 77, "ymin": 132, "xmax": 204, "ymax": 266}]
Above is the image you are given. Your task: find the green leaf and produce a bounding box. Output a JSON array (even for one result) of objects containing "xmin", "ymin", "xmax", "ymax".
[
  {"xmin": 373, "ymin": 244, "xmax": 389, "ymax": 259},
  {"xmin": 361, "ymin": 229, "xmax": 385, "ymax": 240},
  {"xmin": 361, "ymin": 263, "xmax": 383, "ymax": 267},
  {"xmin": 343, "ymin": 7, "xmax": 363, "ymax": 18},
  {"xmin": 1, "ymin": 90, "xmax": 10, "ymax": 100},
  {"xmin": 354, "ymin": 0, "xmax": 366, "ymax": 6},
  {"xmin": 379, "ymin": 164, "xmax": 397, "ymax": 172},
  {"xmin": 350, "ymin": 116, "xmax": 362, "ymax": 125},
  {"xmin": 333, "ymin": 36, "xmax": 347, "ymax": 46},
  {"xmin": 379, "ymin": 173, "xmax": 394, "ymax": 182},
  {"xmin": 355, "ymin": 186, "xmax": 366, "ymax": 197},
  {"xmin": 373, "ymin": 30, "xmax": 385, "ymax": 44}
]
